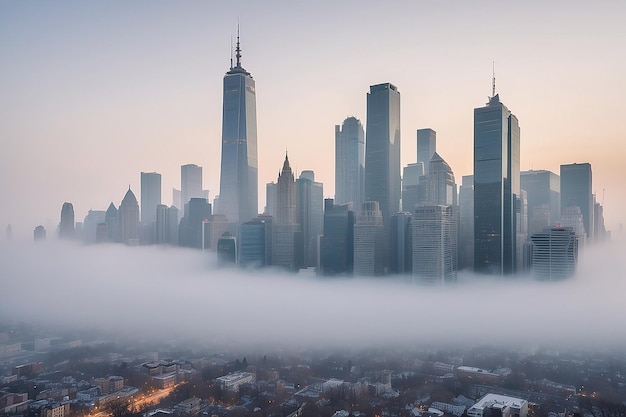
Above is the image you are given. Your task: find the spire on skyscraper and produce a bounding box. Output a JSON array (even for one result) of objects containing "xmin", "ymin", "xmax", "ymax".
[{"xmin": 235, "ymin": 24, "xmax": 241, "ymax": 68}]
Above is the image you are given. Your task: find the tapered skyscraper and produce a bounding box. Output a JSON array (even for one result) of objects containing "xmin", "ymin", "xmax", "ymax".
[
  {"xmin": 473, "ymin": 82, "xmax": 520, "ymax": 275},
  {"xmin": 364, "ymin": 83, "xmax": 401, "ymax": 227},
  {"xmin": 218, "ymin": 29, "xmax": 258, "ymax": 225},
  {"xmin": 335, "ymin": 116, "xmax": 365, "ymax": 210}
]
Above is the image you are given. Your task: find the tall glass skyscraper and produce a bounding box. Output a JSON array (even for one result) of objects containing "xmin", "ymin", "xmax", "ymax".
[
  {"xmin": 473, "ymin": 93, "xmax": 520, "ymax": 274},
  {"xmin": 364, "ymin": 83, "xmax": 401, "ymax": 227},
  {"xmin": 560, "ymin": 163, "xmax": 593, "ymax": 240},
  {"xmin": 218, "ymin": 32, "xmax": 258, "ymax": 225},
  {"xmin": 335, "ymin": 117, "xmax": 364, "ymax": 210},
  {"xmin": 417, "ymin": 128, "xmax": 436, "ymax": 175}
]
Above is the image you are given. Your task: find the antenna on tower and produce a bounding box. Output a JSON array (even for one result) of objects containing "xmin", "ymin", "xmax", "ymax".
[
  {"xmin": 230, "ymin": 35, "xmax": 233, "ymax": 70},
  {"xmin": 492, "ymin": 61, "xmax": 496, "ymax": 97},
  {"xmin": 235, "ymin": 21, "xmax": 241, "ymax": 67}
]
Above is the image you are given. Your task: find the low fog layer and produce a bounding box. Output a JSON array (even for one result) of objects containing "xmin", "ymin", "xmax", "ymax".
[{"xmin": 1, "ymin": 239, "xmax": 625, "ymax": 351}]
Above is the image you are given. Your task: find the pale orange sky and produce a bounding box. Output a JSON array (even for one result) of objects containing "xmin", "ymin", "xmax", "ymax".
[{"xmin": 1, "ymin": 1, "xmax": 625, "ymax": 237}]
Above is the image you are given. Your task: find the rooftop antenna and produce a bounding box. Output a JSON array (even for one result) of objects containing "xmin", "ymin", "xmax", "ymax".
[
  {"xmin": 230, "ymin": 35, "xmax": 233, "ymax": 70},
  {"xmin": 235, "ymin": 21, "xmax": 241, "ymax": 67},
  {"xmin": 492, "ymin": 61, "xmax": 496, "ymax": 97}
]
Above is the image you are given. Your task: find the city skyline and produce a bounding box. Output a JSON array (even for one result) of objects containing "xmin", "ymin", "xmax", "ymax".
[{"xmin": 1, "ymin": 1, "xmax": 625, "ymax": 237}]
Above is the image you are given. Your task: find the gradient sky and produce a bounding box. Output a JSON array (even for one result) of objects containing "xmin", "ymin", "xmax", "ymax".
[{"xmin": 2, "ymin": 1, "xmax": 625, "ymax": 238}]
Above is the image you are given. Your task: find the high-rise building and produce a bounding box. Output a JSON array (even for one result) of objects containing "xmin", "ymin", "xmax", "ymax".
[
  {"xmin": 181, "ymin": 164, "xmax": 203, "ymax": 217},
  {"xmin": 530, "ymin": 226, "xmax": 578, "ymax": 280},
  {"xmin": 458, "ymin": 175, "xmax": 474, "ymax": 270},
  {"xmin": 34, "ymin": 225, "xmax": 46, "ymax": 241},
  {"xmin": 83, "ymin": 210, "xmax": 106, "ymax": 243},
  {"xmin": 58, "ymin": 202, "xmax": 75, "ymax": 239},
  {"xmin": 353, "ymin": 201, "xmax": 385, "ymax": 276},
  {"xmin": 560, "ymin": 206, "xmax": 586, "ymax": 249},
  {"xmin": 118, "ymin": 188, "xmax": 140, "ymax": 245},
  {"xmin": 428, "ymin": 153, "xmax": 457, "ymax": 206},
  {"xmin": 520, "ymin": 170, "xmax": 560, "ymax": 235},
  {"xmin": 218, "ymin": 30, "xmax": 258, "ymax": 225},
  {"xmin": 271, "ymin": 154, "xmax": 301, "ymax": 269},
  {"xmin": 417, "ymin": 128, "xmax": 436, "ymax": 175},
  {"xmin": 473, "ymin": 90, "xmax": 520, "ymax": 274},
  {"xmin": 167, "ymin": 205, "xmax": 179, "ymax": 246},
  {"xmin": 179, "ymin": 197, "xmax": 212, "ymax": 249},
  {"xmin": 202, "ymin": 214, "xmax": 229, "ymax": 251},
  {"xmin": 239, "ymin": 216, "xmax": 272, "ymax": 268},
  {"xmin": 319, "ymin": 199, "xmax": 355, "ymax": 276},
  {"xmin": 105, "ymin": 202, "xmax": 118, "ymax": 242},
  {"xmin": 401, "ymin": 162, "xmax": 424, "ymax": 213},
  {"xmin": 141, "ymin": 172, "xmax": 162, "ymax": 243},
  {"xmin": 335, "ymin": 116, "xmax": 365, "ymax": 209},
  {"xmin": 389, "ymin": 212, "xmax": 412, "ymax": 275},
  {"xmin": 265, "ymin": 182, "xmax": 277, "ymax": 219},
  {"xmin": 155, "ymin": 204, "xmax": 169, "ymax": 245},
  {"xmin": 297, "ymin": 170, "xmax": 323, "ymax": 267},
  {"xmin": 217, "ymin": 232, "xmax": 237, "ymax": 265},
  {"xmin": 364, "ymin": 82, "xmax": 401, "ymax": 227},
  {"xmin": 412, "ymin": 205, "xmax": 456, "ymax": 284},
  {"xmin": 560, "ymin": 163, "xmax": 593, "ymax": 240}
]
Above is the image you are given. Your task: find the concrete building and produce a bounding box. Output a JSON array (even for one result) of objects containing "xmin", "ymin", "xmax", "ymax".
[
  {"xmin": 530, "ymin": 226, "xmax": 578, "ymax": 280},
  {"xmin": 412, "ymin": 205, "xmax": 456, "ymax": 284},
  {"xmin": 118, "ymin": 188, "xmax": 140, "ymax": 245},
  {"xmin": 319, "ymin": 199, "xmax": 355, "ymax": 276},
  {"xmin": 353, "ymin": 201, "xmax": 384, "ymax": 276},
  {"xmin": 467, "ymin": 393, "xmax": 528, "ymax": 417}
]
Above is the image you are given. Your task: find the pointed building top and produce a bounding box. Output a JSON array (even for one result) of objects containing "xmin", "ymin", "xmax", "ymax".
[
  {"xmin": 122, "ymin": 188, "xmax": 138, "ymax": 205},
  {"xmin": 235, "ymin": 24, "xmax": 241, "ymax": 68},
  {"xmin": 492, "ymin": 61, "xmax": 496, "ymax": 98},
  {"xmin": 226, "ymin": 25, "xmax": 250, "ymax": 76}
]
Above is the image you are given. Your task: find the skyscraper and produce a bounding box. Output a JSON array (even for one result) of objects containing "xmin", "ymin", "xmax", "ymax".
[
  {"xmin": 319, "ymin": 199, "xmax": 354, "ymax": 276},
  {"xmin": 239, "ymin": 216, "xmax": 272, "ymax": 268},
  {"xmin": 401, "ymin": 162, "xmax": 424, "ymax": 213},
  {"xmin": 412, "ymin": 205, "xmax": 456, "ymax": 284},
  {"xmin": 140, "ymin": 172, "xmax": 162, "ymax": 241},
  {"xmin": 118, "ymin": 188, "xmax": 140, "ymax": 245},
  {"xmin": 271, "ymin": 154, "xmax": 300, "ymax": 269},
  {"xmin": 353, "ymin": 201, "xmax": 385, "ymax": 276},
  {"xmin": 335, "ymin": 116, "xmax": 365, "ymax": 209},
  {"xmin": 473, "ymin": 89, "xmax": 520, "ymax": 275},
  {"xmin": 458, "ymin": 175, "xmax": 474, "ymax": 270},
  {"xmin": 530, "ymin": 226, "xmax": 578, "ymax": 280},
  {"xmin": 364, "ymin": 82, "xmax": 401, "ymax": 227},
  {"xmin": 521, "ymin": 170, "xmax": 560, "ymax": 235},
  {"xmin": 428, "ymin": 153, "xmax": 457, "ymax": 206},
  {"xmin": 218, "ymin": 30, "xmax": 258, "ymax": 225},
  {"xmin": 560, "ymin": 163, "xmax": 593, "ymax": 240},
  {"xmin": 181, "ymin": 164, "xmax": 203, "ymax": 217},
  {"xmin": 297, "ymin": 170, "xmax": 323, "ymax": 268},
  {"xmin": 417, "ymin": 128, "xmax": 436, "ymax": 175},
  {"xmin": 105, "ymin": 202, "xmax": 118, "ymax": 242},
  {"xmin": 58, "ymin": 202, "xmax": 75, "ymax": 239}
]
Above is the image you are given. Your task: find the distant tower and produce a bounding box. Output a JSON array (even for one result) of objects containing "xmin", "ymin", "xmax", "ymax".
[
  {"xmin": 239, "ymin": 216, "xmax": 272, "ymax": 267},
  {"xmin": 335, "ymin": 116, "xmax": 365, "ymax": 209},
  {"xmin": 353, "ymin": 201, "xmax": 385, "ymax": 276},
  {"xmin": 105, "ymin": 202, "xmax": 118, "ymax": 242},
  {"xmin": 473, "ymin": 84, "xmax": 520, "ymax": 275},
  {"xmin": 118, "ymin": 188, "xmax": 140, "ymax": 245},
  {"xmin": 217, "ymin": 232, "xmax": 237, "ymax": 265},
  {"xmin": 319, "ymin": 199, "xmax": 355, "ymax": 276},
  {"xmin": 389, "ymin": 212, "xmax": 412, "ymax": 275},
  {"xmin": 58, "ymin": 202, "xmax": 75, "ymax": 239},
  {"xmin": 458, "ymin": 175, "xmax": 474, "ymax": 270},
  {"xmin": 530, "ymin": 226, "xmax": 578, "ymax": 280},
  {"xmin": 167, "ymin": 205, "xmax": 179, "ymax": 246},
  {"xmin": 560, "ymin": 163, "xmax": 593, "ymax": 241},
  {"xmin": 181, "ymin": 164, "xmax": 203, "ymax": 217},
  {"xmin": 417, "ymin": 128, "xmax": 436, "ymax": 175},
  {"xmin": 428, "ymin": 152, "xmax": 457, "ymax": 206},
  {"xmin": 521, "ymin": 170, "xmax": 560, "ymax": 235},
  {"xmin": 83, "ymin": 210, "xmax": 106, "ymax": 243},
  {"xmin": 179, "ymin": 198, "xmax": 212, "ymax": 249},
  {"xmin": 271, "ymin": 154, "xmax": 300, "ymax": 269},
  {"xmin": 412, "ymin": 205, "xmax": 456, "ymax": 284},
  {"xmin": 141, "ymin": 172, "xmax": 162, "ymax": 244},
  {"xmin": 155, "ymin": 204, "xmax": 169, "ymax": 245},
  {"xmin": 401, "ymin": 162, "xmax": 424, "ymax": 213},
  {"xmin": 364, "ymin": 82, "xmax": 401, "ymax": 228},
  {"xmin": 297, "ymin": 170, "xmax": 324, "ymax": 268},
  {"xmin": 34, "ymin": 225, "xmax": 46, "ymax": 241},
  {"xmin": 218, "ymin": 27, "xmax": 259, "ymax": 225}
]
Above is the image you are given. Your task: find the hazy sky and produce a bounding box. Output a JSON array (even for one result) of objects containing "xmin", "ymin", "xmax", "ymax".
[
  {"xmin": 2, "ymin": 1, "xmax": 625, "ymax": 237},
  {"xmin": 1, "ymin": 239, "xmax": 625, "ymax": 351}
]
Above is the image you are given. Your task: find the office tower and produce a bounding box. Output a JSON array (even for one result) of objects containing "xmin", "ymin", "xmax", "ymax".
[
  {"xmin": 428, "ymin": 153, "xmax": 457, "ymax": 206},
  {"xmin": 239, "ymin": 216, "xmax": 272, "ymax": 267},
  {"xmin": 297, "ymin": 170, "xmax": 324, "ymax": 267},
  {"xmin": 83, "ymin": 210, "xmax": 106, "ymax": 243},
  {"xmin": 594, "ymin": 199, "xmax": 608, "ymax": 242},
  {"xmin": 58, "ymin": 202, "xmax": 75, "ymax": 239},
  {"xmin": 560, "ymin": 163, "xmax": 593, "ymax": 240},
  {"xmin": 141, "ymin": 172, "xmax": 162, "ymax": 243},
  {"xmin": 319, "ymin": 199, "xmax": 355, "ymax": 276},
  {"xmin": 155, "ymin": 204, "xmax": 169, "ymax": 245},
  {"xmin": 517, "ymin": 189, "xmax": 529, "ymax": 272},
  {"xmin": 520, "ymin": 170, "xmax": 560, "ymax": 235},
  {"xmin": 473, "ymin": 89, "xmax": 520, "ymax": 274},
  {"xmin": 105, "ymin": 202, "xmax": 118, "ymax": 242},
  {"xmin": 167, "ymin": 205, "xmax": 179, "ymax": 246},
  {"xmin": 364, "ymin": 82, "xmax": 401, "ymax": 227},
  {"xmin": 271, "ymin": 154, "xmax": 300, "ymax": 269},
  {"xmin": 560, "ymin": 206, "xmax": 586, "ymax": 249},
  {"xmin": 417, "ymin": 128, "xmax": 436, "ymax": 175},
  {"xmin": 218, "ymin": 31, "xmax": 258, "ymax": 226},
  {"xmin": 34, "ymin": 225, "xmax": 46, "ymax": 241},
  {"xmin": 202, "ymin": 214, "xmax": 229, "ymax": 251},
  {"xmin": 412, "ymin": 205, "xmax": 456, "ymax": 284},
  {"xmin": 118, "ymin": 188, "xmax": 140, "ymax": 245},
  {"xmin": 389, "ymin": 212, "xmax": 412, "ymax": 275},
  {"xmin": 181, "ymin": 164, "xmax": 203, "ymax": 217},
  {"xmin": 335, "ymin": 116, "xmax": 365, "ymax": 209},
  {"xmin": 458, "ymin": 175, "xmax": 474, "ymax": 270},
  {"xmin": 265, "ymin": 182, "xmax": 277, "ymax": 218},
  {"xmin": 173, "ymin": 188, "xmax": 181, "ymax": 211},
  {"xmin": 530, "ymin": 226, "xmax": 578, "ymax": 280},
  {"xmin": 353, "ymin": 201, "xmax": 385, "ymax": 276},
  {"xmin": 401, "ymin": 162, "xmax": 424, "ymax": 213},
  {"xmin": 179, "ymin": 197, "xmax": 211, "ymax": 249},
  {"xmin": 217, "ymin": 232, "xmax": 237, "ymax": 265}
]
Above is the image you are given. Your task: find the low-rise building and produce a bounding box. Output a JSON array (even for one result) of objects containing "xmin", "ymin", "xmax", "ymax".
[{"xmin": 467, "ymin": 394, "xmax": 528, "ymax": 417}]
